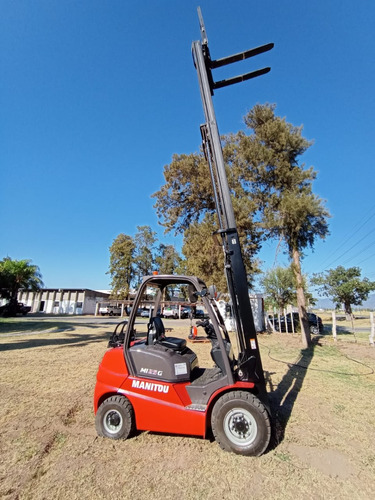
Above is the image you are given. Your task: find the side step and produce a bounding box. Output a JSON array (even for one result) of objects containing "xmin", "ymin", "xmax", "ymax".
[{"xmin": 185, "ymin": 404, "xmax": 207, "ymax": 412}]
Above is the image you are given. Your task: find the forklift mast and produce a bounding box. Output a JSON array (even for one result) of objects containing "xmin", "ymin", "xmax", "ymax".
[{"xmin": 192, "ymin": 8, "xmax": 273, "ymax": 395}]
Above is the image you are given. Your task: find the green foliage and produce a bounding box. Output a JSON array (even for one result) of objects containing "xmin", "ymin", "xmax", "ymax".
[
  {"xmin": 0, "ymin": 257, "xmax": 43, "ymax": 301},
  {"xmin": 182, "ymin": 213, "xmax": 260, "ymax": 291},
  {"xmin": 152, "ymin": 153, "xmax": 215, "ymax": 233},
  {"xmin": 133, "ymin": 225, "xmax": 157, "ymax": 284},
  {"xmin": 181, "ymin": 213, "xmax": 226, "ymax": 290},
  {"xmin": 108, "ymin": 234, "xmax": 136, "ymax": 299},
  {"xmin": 237, "ymin": 104, "xmax": 329, "ymax": 347},
  {"xmin": 261, "ymin": 265, "xmax": 316, "ymax": 312},
  {"xmin": 234, "ymin": 103, "xmax": 330, "ymax": 257},
  {"xmin": 155, "ymin": 244, "xmax": 181, "ymax": 275},
  {"xmin": 108, "ymin": 229, "xmax": 183, "ymax": 294},
  {"xmin": 312, "ymin": 266, "xmax": 375, "ymax": 317},
  {"xmin": 261, "ymin": 266, "xmax": 296, "ymax": 312},
  {"xmin": 153, "ymin": 105, "xmax": 329, "ymax": 289}
]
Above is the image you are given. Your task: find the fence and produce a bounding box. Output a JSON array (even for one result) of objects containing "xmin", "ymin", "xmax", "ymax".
[
  {"xmin": 330, "ymin": 311, "xmax": 375, "ymax": 346},
  {"xmin": 266, "ymin": 310, "xmax": 375, "ymax": 346}
]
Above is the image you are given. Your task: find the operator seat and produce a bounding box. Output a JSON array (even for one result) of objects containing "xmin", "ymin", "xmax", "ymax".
[{"xmin": 147, "ymin": 316, "xmax": 187, "ymax": 351}]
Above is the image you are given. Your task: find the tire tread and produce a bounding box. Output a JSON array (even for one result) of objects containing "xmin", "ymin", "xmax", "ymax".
[
  {"xmin": 95, "ymin": 395, "xmax": 135, "ymax": 440},
  {"xmin": 211, "ymin": 390, "xmax": 271, "ymax": 456}
]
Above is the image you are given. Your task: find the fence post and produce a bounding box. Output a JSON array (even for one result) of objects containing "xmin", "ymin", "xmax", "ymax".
[
  {"xmin": 291, "ymin": 312, "xmax": 295, "ymax": 335},
  {"xmin": 265, "ymin": 313, "xmax": 275, "ymax": 332},
  {"xmin": 370, "ymin": 312, "xmax": 375, "ymax": 346},
  {"xmin": 332, "ymin": 310, "xmax": 337, "ymax": 342},
  {"xmin": 284, "ymin": 308, "xmax": 289, "ymax": 334}
]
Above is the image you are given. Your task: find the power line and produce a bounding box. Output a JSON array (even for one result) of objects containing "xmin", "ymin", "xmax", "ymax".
[
  {"xmin": 319, "ymin": 205, "xmax": 375, "ymax": 270},
  {"xmin": 340, "ymin": 238, "xmax": 375, "ymax": 267},
  {"xmin": 356, "ymin": 251, "xmax": 375, "ymax": 268},
  {"xmin": 323, "ymin": 231, "xmax": 374, "ymax": 270}
]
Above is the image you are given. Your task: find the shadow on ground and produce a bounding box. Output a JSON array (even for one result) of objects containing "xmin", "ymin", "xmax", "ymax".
[
  {"xmin": 322, "ymin": 325, "xmax": 356, "ymax": 336},
  {"xmin": 0, "ymin": 319, "xmax": 119, "ymax": 335},
  {"xmin": 266, "ymin": 342, "xmax": 316, "ymax": 448},
  {"xmin": 0, "ymin": 331, "xmax": 111, "ymax": 351}
]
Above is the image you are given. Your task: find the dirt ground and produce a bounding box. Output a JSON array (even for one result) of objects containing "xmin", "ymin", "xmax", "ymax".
[{"xmin": 0, "ymin": 319, "xmax": 374, "ymax": 500}]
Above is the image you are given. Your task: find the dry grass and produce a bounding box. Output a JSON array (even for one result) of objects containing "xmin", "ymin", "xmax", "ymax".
[{"xmin": 0, "ymin": 319, "xmax": 375, "ymax": 500}]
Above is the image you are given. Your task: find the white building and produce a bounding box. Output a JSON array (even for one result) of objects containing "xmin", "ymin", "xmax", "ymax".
[{"xmin": 16, "ymin": 288, "xmax": 110, "ymax": 315}]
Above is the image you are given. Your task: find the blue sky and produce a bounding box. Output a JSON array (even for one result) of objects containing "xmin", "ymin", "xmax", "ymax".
[{"xmin": 1, "ymin": 0, "xmax": 374, "ymax": 292}]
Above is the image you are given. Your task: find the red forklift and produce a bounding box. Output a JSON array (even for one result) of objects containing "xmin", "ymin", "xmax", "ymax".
[{"xmin": 94, "ymin": 8, "xmax": 274, "ymax": 456}]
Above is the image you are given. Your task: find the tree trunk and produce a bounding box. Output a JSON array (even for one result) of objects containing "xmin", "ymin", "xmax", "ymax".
[
  {"xmin": 344, "ymin": 301, "xmax": 353, "ymax": 321},
  {"xmin": 292, "ymin": 248, "xmax": 311, "ymax": 348}
]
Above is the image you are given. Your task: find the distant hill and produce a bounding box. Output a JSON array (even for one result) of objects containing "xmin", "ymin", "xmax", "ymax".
[
  {"xmin": 315, "ymin": 294, "xmax": 375, "ymax": 310},
  {"xmin": 363, "ymin": 294, "xmax": 375, "ymax": 309}
]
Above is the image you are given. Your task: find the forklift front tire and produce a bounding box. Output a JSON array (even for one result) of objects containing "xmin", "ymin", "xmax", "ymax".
[
  {"xmin": 211, "ymin": 391, "xmax": 271, "ymax": 456},
  {"xmin": 96, "ymin": 395, "xmax": 135, "ymax": 440}
]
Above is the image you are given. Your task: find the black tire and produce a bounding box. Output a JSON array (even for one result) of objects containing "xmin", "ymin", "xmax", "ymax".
[
  {"xmin": 211, "ymin": 391, "xmax": 271, "ymax": 456},
  {"xmin": 95, "ymin": 395, "xmax": 135, "ymax": 440}
]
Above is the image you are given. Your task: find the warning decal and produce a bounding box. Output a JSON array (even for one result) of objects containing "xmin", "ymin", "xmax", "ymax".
[{"xmin": 174, "ymin": 363, "xmax": 187, "ymax": 375}]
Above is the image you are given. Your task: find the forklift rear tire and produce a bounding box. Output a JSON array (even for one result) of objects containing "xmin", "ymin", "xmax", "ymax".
[
  {"xmin": 96, "ymin": 395, "xmax": 135, "ymax": 440},
  {"xmin": 211, "ymin": 391, "xmax": 270, "ymax": 456}
]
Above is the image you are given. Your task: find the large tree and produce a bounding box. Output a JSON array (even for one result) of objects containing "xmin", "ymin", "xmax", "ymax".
[
  {"xmin": 260, "ymin": 266, "xmax": 296, "ymax": 313},
  {"xmin": 312, "ymin": 266, "xmax": 375, "ymax": 319},
  {"xmin": 229, "ymin": 104, "xmax": 330, "ymax": 347},
  {"xmin": 0, "ymin": 258, "xmax": 43, "ymax": 315},
  {"xmin": 153, "ymin": 104, "xmax": 329, "ymax": 347},
  {"xmin": 108, "ymin": 234, "xmax": 136, "ymax": 299},
  {"xmin": 133, "ymin": 225, "xmax": 157, "ymax": 284},
  {"xmin": 109, "ymin": 228, "xmax": 181, "ymax": 295}
]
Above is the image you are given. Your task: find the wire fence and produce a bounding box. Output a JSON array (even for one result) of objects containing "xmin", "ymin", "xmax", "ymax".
[
  {"xmin": 329, "ymin": 311, "xmax": 375, "ymax": 346},
  {"xmin": 265, "ymin": 310, "xmax": 375, "ymax": 346}
]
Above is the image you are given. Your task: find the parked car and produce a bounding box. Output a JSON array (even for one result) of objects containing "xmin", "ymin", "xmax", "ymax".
[
  {"xmin": 181, "ymin": 306, "xmax": 192, "ymax": 319},
  {"xmin": 194, "ymin": 309, "xmax": 206, "ymax": 319},
  {"xmin": 272, "ymin": 312, "xmax": 323, "ymax": 334},
  {"xmin": 126, "ymin": 307, "xmax": 146, "ymax": 317},
  {"xmin": 0, "ymin": 302, "xmax": 31, "ymax": 317},
  {"xmin": 180, "ymin": 307, "xmax": 208, "ymax": 319},
  {"xmin": 99, "ymin": 304, "xmax": 121, "ymax": 316},
  {"xmin": 140, "ymin": 309, "xmax": 150, "ymax": 318},
  {"xmin": 17, "ymin": 302, "xmax": 31, "ymax": 315},
  {"xmin": 162, "ymin": 307, "xmax": 179, "ymax": 319}
]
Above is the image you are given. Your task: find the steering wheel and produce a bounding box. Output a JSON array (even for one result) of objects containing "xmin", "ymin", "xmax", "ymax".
[{"xmin": 196, "ymin": 319, "xmax": 216, "ymax": 339}]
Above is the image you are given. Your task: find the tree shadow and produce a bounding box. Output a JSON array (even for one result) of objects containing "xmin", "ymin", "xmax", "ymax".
[
  {"xmin": 0, "ymin": 319, "xmax": 113, "ymax": 335},
  {"xmin": 265, "ymin": 341, "xmax": 316, "ymax": 449},
  {"xmin": 0, "ymin": 330, "xmax": 112, "ymax": 351}
]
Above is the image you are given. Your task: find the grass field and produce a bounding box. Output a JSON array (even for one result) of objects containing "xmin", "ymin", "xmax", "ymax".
[{"xmin": 0, "ymin": 317, "xmax": 374, "ymax": 499}]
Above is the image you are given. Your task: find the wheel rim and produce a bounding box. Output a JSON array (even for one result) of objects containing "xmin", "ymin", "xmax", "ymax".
[
  {"xmin": 103, "ymin": 409, "xmax": 123, "ymax": 434},
  {"xmin": 223, "ymin": 407, "xmax": 257, "ymax": 446}
]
